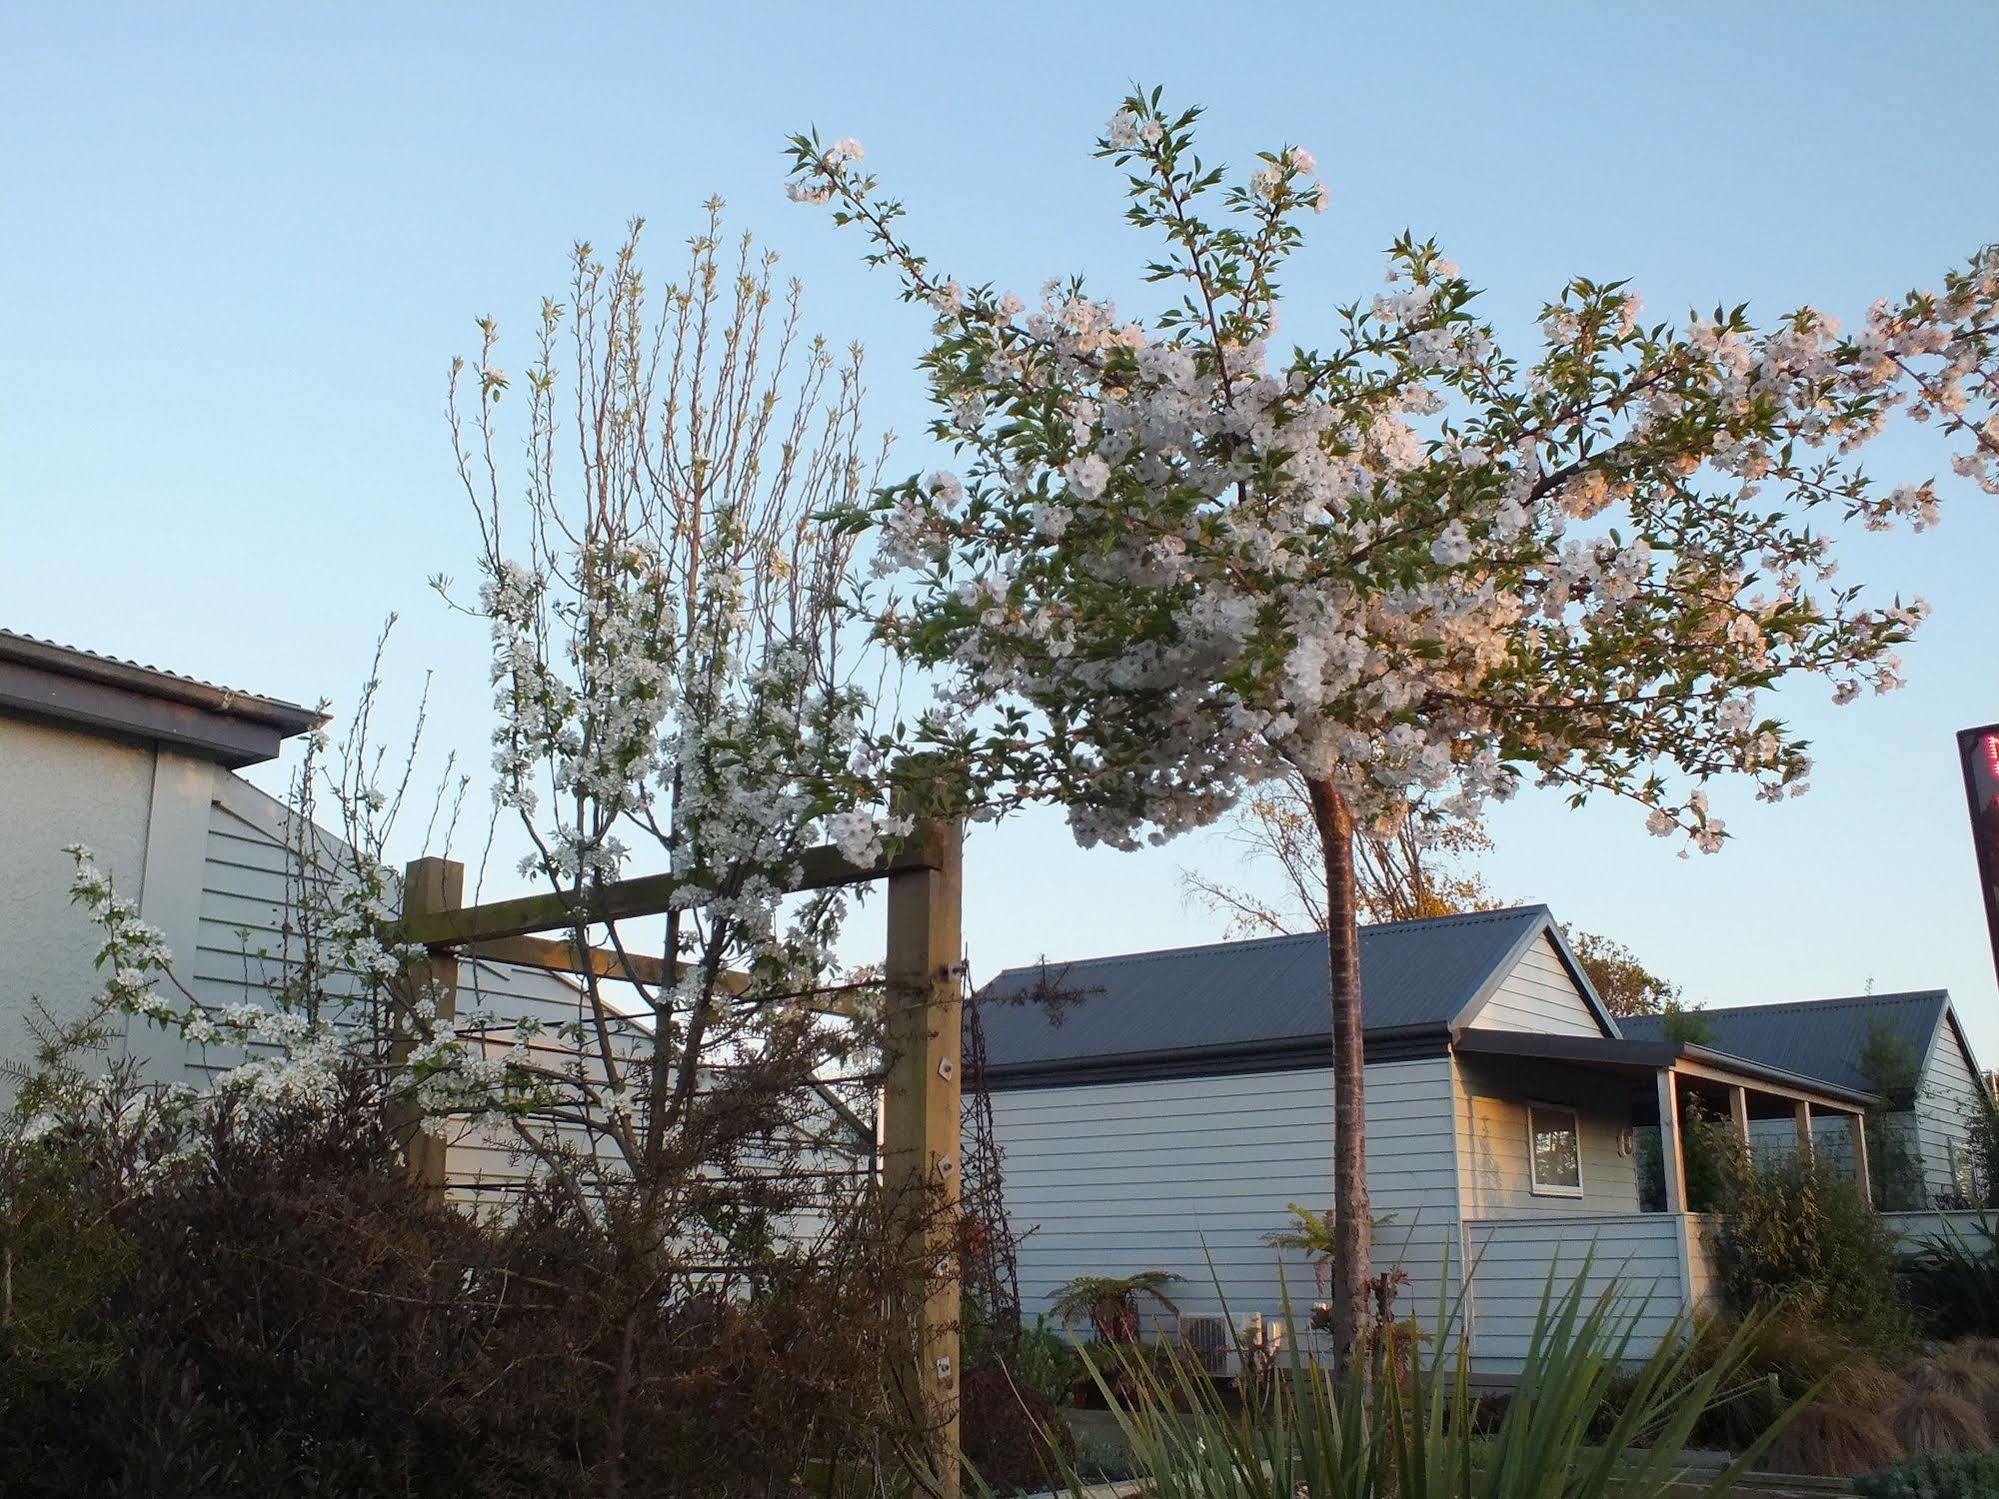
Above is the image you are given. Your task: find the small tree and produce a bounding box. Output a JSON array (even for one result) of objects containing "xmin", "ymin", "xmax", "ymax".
[
  {"xmin": 790, "ymin": 91, "xmax": 1999, "ymax": 1363},
  {"xmin": 1857, "ymin": 1018, "xmax": 1925, "ymax": 1210},
  {"xmin": 436, "ymin": 207, "xmax": 914, "ymax": 1490},
  {"xmin": 1047, "ymin": 1270, "xmax": 1182, "ymax": 1345},
  {"xmin": 32, "ymin": 207, "xmax": 922, "ymax": 1496}
]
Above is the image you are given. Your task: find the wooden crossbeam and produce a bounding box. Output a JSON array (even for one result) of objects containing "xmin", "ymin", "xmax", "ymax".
[
  {"xmin": 392, "ymin": 834, "xmax": 946, "ymax": 949},
  {"xmin": 460, "ymin": 934, "xmax": 745, "ymax": 994},
  {"xmin": 457, "ymin": 935, "xmax": 868, "ymax": 1017}
]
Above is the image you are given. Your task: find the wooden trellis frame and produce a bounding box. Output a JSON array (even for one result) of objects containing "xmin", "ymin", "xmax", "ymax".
[{"xmin": 394, "ymin": 813, "xmax": 966, "ymax": 1495}]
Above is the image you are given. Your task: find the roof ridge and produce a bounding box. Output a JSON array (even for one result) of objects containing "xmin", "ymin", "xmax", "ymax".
[
  {"xmin": 1702, "ymin": 990, "xmax": 1949, "ymax": 1018},
  {"xmin": 984, "ymin": 903, "xmax": 1548, "ymax": 983}
]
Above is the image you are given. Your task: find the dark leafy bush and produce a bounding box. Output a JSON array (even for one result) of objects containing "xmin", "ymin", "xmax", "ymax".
[
  {"xmin": 0, "ymin": 1072, "xmax": 927, "ymax": 1497},
  {"xmin": 1854, "ymin": 1450, "xmax": 1999, "ymax": 1499},
  {"xmin": 1010, "ymin": 1313, "xmax": 1085, "ymax": 1407},
  {"xmin": 958, "ymin": 1361, "xmax": 1074, "ymax": 1496}
]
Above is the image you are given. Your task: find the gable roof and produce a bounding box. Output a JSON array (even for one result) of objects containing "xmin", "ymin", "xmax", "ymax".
[
  {"xmin": 0, "ymin": 629, "xmax": 323, "ymax": 768},
  {"xmin": 1621, "ymin": 990, "xmax": 1966, "ymax": 1098},
  {"xmin": 976, "ymin": 905, "xmax": 1609, "ymax": 1087}
]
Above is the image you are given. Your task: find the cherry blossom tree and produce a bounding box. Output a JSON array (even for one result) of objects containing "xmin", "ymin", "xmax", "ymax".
[{"xmin": 788, "ymin": 91, "xmax": 1999, "ymax": 1363}]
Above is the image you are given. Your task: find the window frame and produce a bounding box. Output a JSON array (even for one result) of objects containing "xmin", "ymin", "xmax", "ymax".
[{"xmin": 1526, "ymin": 1102, "xmax": 1585, "ymax": 1199}]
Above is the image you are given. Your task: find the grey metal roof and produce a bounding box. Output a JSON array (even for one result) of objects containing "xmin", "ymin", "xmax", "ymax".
[
  {"xmin": 976, "ymin": 905, "xmax": 1561, "ymax": 1081},
  {"xmin": 1621, "ymin": 990, "xmax": 1956, "ymax": 1097}
]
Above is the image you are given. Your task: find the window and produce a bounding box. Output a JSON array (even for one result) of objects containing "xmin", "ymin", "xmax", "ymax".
[{"xmin": 1528, "ymin": 1104, "xmax": 1584, "ymax": 1197}]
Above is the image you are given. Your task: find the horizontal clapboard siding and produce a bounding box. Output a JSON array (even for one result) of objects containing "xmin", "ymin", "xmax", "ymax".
[
  {"xmin": 1882, "ymin": 1209, "xmax": 1995, "ymax": 1256},
  {"xmin": 1462, "ymin": 935, "xmax": 1603, "ymax": 1037},
  {"xmin": 191, "ymin": 779, "xmax": 721, "ymax": 1212},
  {"xmin": 1915, "ymin": 1022, "xmax": 1985, "ymax": 1202},
  {"xmin": 993, "ymin": 1058, "xmax": 1462, "ymax": 1345},
  {"xmin": 1464, "ymin": 1214, "xmax": 1694, "ymax": 1372},
  {"xmin": 1455, "ymin": 1055, "xmax": 1640, "ymax": 1217}
]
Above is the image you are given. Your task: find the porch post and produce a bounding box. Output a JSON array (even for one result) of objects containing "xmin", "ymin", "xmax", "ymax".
[
  {"xmin": 1793, "ymin": 1100, "xmax": 1814, "ymax": 1159},
  {"xmin": 1656, "ymin": 1069, "xmax": 1687, "ymax": 1213},
  {"xmin": 1728, "ymin": 1085, "xmax": 1751, "ymax": 1152},
  {"xmin": 1847, "ymin": 1109, "xmax": 1873, "ymax": 1206}
]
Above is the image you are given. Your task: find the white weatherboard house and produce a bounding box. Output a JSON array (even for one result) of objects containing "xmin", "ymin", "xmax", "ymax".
[
  {"xmin": 0, "ymin": 630, "xmax": 871, "ymax": 1215},
  {"xmin": 1624, "ymin": 990, "xmax": 1989, "ymax": 1208},
  {"xmin": 0, "ymin": 631, "xmax": 612, "ymax": 1201},
  {"xmin": 976, "ymin": 910, "xmax": 1883, "ymax": 1376}
]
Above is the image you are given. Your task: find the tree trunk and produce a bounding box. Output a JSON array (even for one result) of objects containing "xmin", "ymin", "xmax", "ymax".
[{"xmin": 1305, "ymin": 777, "xmax": 1371, "ymax": 1372}]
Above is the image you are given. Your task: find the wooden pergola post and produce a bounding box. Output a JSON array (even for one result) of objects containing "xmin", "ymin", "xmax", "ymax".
[
  {"xmin": 391, "ymin": 811, "xmax": 967, "ymax": 1493},
  {"xmin": 1727, "ymin": 1085, "xmax": 1751, "ymax": 1153},
  {"xmin": 883, "ymin": 814, "xmax": 966, "ymax": 1497},
  {"xmin": 1656, "ymin": 1069, "xmax": 1687, "ymax": 1214},
  {"xmin": 399, "ymin": 855, "xmax": 462, "ymax": 1188},
  {"xmin": 1794, "ymin": 1100, "xmax": 1815, "ymax": 1158}
]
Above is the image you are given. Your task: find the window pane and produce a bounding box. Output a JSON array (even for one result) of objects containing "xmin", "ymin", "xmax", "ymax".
[{"xmin": 1532, "ymin": 1109, "xmax": 1581, "ymax": 1190}]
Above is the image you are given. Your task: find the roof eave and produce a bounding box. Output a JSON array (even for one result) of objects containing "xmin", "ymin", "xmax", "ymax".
[
  {"xmin": 0, "ymin": 644, "xmax": 323, "ymax": 769},
  {"xmin": 1453, "ymin": 1027, "xmax": 1879, "ymax": 1108},
  {"xmin": 980, "ymin": 1023, "xmax": 1454, "ymax": 1091}
]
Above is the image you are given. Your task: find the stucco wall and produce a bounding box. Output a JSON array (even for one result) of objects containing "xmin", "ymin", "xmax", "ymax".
[{"xmin": 0, "ymin": 716, "xmax": 158, "ymax": 1091}]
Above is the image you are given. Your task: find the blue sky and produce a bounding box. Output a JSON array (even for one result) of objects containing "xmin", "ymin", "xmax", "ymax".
[{"xmin": 5, "ymin": 4, "xmax": 1998, "ymax": 1051}]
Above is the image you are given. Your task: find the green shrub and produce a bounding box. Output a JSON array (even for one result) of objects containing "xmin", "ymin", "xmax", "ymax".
[
  {"xmin": 1705, "ymin": 1127, "xmax": 1912, "ymax": 1350},
  {"xmin": 1906, "ymin": 1220, "xmax": 1999, "ymax": 1338},
  {"xmin": 1012, "ymin": 1313, "xmax": 1086, "ymax": 1407},
  {"xmin": 1854, "ymin": 1450, "xmax": 1999, "ymax": 1499},
  {"xmin": 1064, "ymin": 1274, "xmax": 1810, "ymax": 1499},
  {"xmin": 0, "ymin": 1073, "xmax": 927, "ymax": 1498}
]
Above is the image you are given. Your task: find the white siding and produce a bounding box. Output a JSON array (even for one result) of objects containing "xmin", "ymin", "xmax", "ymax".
[
  {"xmin": 1464, "ymin": 1213, "xmax": 1697, "ymax": 1373},
  {"xmin": 192, "ymin": 775, "xmax": 650, "ymax": 1206},
  {"xmin": 991, "ymin": 1058, "xmax": 1461, "ymax": 1343},
  {"xmin": 1454, "ymin": 1055, "xmax": 1641, "ymax": 1217},
  {"xmin": 1461, "ymin": 935, "xmax": 1604, "ymax": 1037},
  {"xmin": 1882, "ymin": 1208, "xmax": 1995, "ymax": 1255},
  {"xmin": 1914, "ymin": 1020, "xmax": 1985, "ymax": 1202}
]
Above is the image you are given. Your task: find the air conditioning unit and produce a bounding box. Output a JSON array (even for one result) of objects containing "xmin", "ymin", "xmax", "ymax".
[{"xmin": 1176, "ymin": 1313, "xmax": 1238, "ymax": 1379}]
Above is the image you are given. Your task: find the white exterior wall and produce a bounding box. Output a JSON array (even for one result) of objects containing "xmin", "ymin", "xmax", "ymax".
[
  {"xmin": 1914, "ymin": 1022, "xmax": 1985, "ymax": 1202},
  {"xmin": 0, "ymin": 716, "xmax": 220, "ymax": 1096},
  {"xmin": 990, "ymin": 1057, "xmax": 1461, "ymax": 1343},
  {"xmin": 191, "ymin": 775, "xmax": 622, "ymax": 1201},
  {"xmin": 1463, "ymin": 1212, "xmax": 1702, "ymax": 1374},
  {"xmin": 1454, "ymin": 1055, "xmax": 1641, "ymax": 1217},
  {"xmin": 1461, "ymin": 935, "xmax": 1604, "ymax": 1037},
  {"xmin": 1882, "ymin": 1208, "xmax": 1995, "ymax": 1255}
]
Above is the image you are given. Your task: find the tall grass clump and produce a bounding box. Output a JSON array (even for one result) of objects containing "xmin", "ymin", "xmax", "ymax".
[{"xmin": 1056, "ymin": 1269, "xmax": 1805, "ymax": 1498}]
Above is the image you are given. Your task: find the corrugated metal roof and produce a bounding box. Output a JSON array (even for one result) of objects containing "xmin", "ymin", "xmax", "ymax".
[
  {"xmin": 0, "ymin": 629, "xmax": 320, "ymax": 727},
  {"xmin": 976, "ymin": 905, "xmax": 1553, "ymax": 1074},
  {"xmin": 1621, "ymin": 990, "xmax": 1952, "ymax": 1095}
]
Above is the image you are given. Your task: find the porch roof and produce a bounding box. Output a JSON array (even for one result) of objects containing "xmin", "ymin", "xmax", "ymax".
[{"xmin": 1453, "ymin": 1027, "xmax": 1878, "ymax": 1111}]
